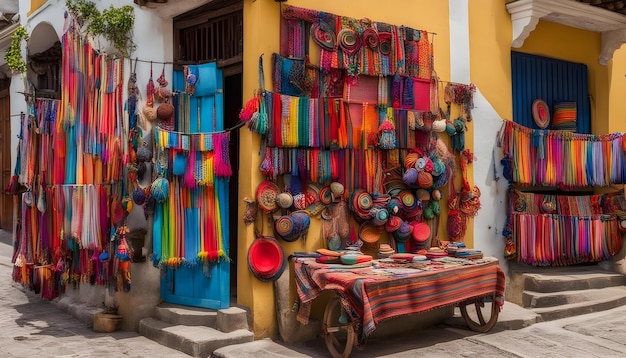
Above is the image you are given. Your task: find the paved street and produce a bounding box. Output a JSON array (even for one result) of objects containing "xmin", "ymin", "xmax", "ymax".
[
  {"xmin": 0, "ymin": 229, "xmax": 188, "ymax": 358},
  {"xmin": 3, "ymin": 226, "xmax": 626, "ymax": 357},
  {"xmin": 274, "ymin": 309, "xmax": 626, "ymax": 358}
]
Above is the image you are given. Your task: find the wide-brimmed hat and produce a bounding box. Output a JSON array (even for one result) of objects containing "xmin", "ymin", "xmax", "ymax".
[
  {"xmin": 274, "ymin": 211, "xmax": 311, "ymax": 242},
  {"xmin": 351, "ymin": 189, "xmax": 374, "ymax": 220},
  {"xmin": 532, "ymin": 99, "xmax": 550, "ymax": 129},
  {"xmin": 330, "ymin": 182, "xmax": 345, "ymax": 199},
  {"xmin": 256, "ymin": 181, "xmax": 280, "ymax": 213},
  {"xmin": 247, "ymin": 236, "xmax": 285, "ymax": 282},
  {"xmin": 398, "ymin": 190, "xmax": 419, "ymax": 214},
  {"xmin": 319, "ymin": 185, "xmax": 333, "ymax": 205}
]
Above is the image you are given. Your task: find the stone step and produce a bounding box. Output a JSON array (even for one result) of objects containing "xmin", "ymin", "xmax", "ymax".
[
  {"xmin": 155, "ymin": 303, "xmax": 217, "ymax": 327},
  {"xmin": 155, "ymin": 304, "xmax": 249, "ymax": 332},
  {"xmin": 138, "ymin": 317, "xmax": 253, "ymax": 357},
  {"xmin": 520, "ymin": 270, "xmax": 626, "ymax": 293},
  {"xmin": 523, "ymin": 286, "xmax": 626, "ymax": 308},
  {"xmin": 531, "ymin": 290, "xmax": 626, "ymax": 322}
]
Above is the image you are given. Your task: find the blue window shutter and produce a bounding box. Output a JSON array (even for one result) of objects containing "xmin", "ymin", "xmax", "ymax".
[{"xmin": 511, "ymin": 52, "xmax": 590, "ymax": 134}]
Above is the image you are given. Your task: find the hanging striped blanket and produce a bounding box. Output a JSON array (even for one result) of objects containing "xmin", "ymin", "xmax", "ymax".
[{"xmin": 294, "ymin": 257, "xmax": 505, "ymax": 340}]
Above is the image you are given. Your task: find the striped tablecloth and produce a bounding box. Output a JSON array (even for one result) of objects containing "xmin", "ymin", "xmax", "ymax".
[{"xmin": 294, "ymin": 257, "xmax": 506, "ymax": 339}]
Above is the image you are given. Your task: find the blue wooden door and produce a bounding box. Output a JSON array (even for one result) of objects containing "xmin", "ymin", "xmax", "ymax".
[{"xmin": 160, "ymin": 62, "xmax": 230, "ymax": 309}]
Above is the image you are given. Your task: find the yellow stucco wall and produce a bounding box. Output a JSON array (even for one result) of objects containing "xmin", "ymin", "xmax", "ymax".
[
  {"xmin": 28, "ymin": 0, "xmax": 47, "ymax": 15},
  {"xmin": 608, "ymin": 47, "xmax": 626, "ymax": 133},
  {"xmin": 240, "ymin": 0, "xmax": 626, "ymax": 340},
  {"xmin": 240, "ymin": 0, "xmax": 454, "ymax": 339},
  {"xmin": 469, "ymin": 1, "xmax": 513, "ymax": 121}
]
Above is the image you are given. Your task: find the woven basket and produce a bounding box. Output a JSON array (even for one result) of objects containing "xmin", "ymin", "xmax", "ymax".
[{"xmin": 93, "ymin": 313, "xmax": 122, "ymax": 333}]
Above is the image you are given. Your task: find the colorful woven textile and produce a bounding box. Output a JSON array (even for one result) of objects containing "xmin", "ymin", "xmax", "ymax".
[
  {"xmin": 294, "ymin": 257, "xmax": 505, "ymax": 340},
  {"xmin": 552, "ymin": 102, "xmax": 576, "ymax": 132}
]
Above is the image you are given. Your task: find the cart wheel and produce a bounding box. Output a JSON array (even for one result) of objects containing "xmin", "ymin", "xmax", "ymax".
[
  {"xmin": 323, "ymin": 296, "xmax": 356, "ymax": 358},
  {"xmin": 459, "ymin": 294, "xmax": 499, "ymax": 333}
]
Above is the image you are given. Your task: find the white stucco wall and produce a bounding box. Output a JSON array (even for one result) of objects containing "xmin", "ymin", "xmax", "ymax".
[{"xmin": 449, "ymin": 0, "xmax": 508, "ymax": 273}]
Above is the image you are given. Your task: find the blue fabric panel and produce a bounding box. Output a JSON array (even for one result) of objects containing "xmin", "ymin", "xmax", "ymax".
[{"xmin": 511, "ymin": 52, "xmax": 590, "ymax": 134}]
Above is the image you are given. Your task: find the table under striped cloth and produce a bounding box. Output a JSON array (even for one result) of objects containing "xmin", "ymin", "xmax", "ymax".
[{"xmin": 294, "ymin": 257, "xmax": 506, "ymax": 339}]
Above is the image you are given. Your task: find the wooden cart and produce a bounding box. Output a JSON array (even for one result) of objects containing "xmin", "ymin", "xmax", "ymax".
[{"xmin": 293, "ymin": 257, "xmax": 505, "ymax": 358}]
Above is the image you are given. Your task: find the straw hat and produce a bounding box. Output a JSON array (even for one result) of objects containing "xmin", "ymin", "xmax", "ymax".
[
  {"xmin": 247, "ymin": 236, "xmax": 285, "ymax": 282},
  {"xmin": 256, "ymin": 181, "xmax": 280, "ymax": 213},
  {"xmin": 532, "ymin": 99, "xmax": 550, "ymax": 129},
  {"xmin": 330, "ymin": 182, "xmax": 345, "ymax": 199},
  {"xmin": 276, "ymin": 192, "xmax": 294, "ymax": 209}
]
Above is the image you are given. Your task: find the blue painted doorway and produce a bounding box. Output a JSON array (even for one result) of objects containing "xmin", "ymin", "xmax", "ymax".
[{"xmin": 160, "ymin": 62, "xmax": 230, "ymax": 309}]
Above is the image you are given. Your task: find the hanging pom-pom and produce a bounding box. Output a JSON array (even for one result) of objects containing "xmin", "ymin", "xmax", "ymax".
[
  {"xmin": 378, "ymin": 119, "xmax": 396, "ymax": 149},
  {"xmin": 240, "ymin": 96, "xmax": 260, "ymax": 122}
]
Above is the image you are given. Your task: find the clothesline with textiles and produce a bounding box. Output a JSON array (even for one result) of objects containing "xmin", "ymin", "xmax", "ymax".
[
  {"xmin": 497, "ymin": 120, "xmax": 626, "ymax": 188},
  {"xmin": 504, "ymin": 189, "xmax": 623, "ymax": 266},
  {"xmin": 280, "ymin": 4, "xmax": 435, "ymax": 79},
  {"xmin": 10, "ymin": 19, "xmax": 127, "ymax": 300}
]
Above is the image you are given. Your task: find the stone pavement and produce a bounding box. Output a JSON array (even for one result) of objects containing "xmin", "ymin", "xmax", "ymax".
[
  {"xmin": 4, "ymin": 226, "xmax": 626, "ymax": 357},
  {"xmin": 215, "ymin": 305, "xmax": 626, "ymax": 358},
  {"xmin": 0, "ymin": 229, "xmax": 188, "ymax": 358}
]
